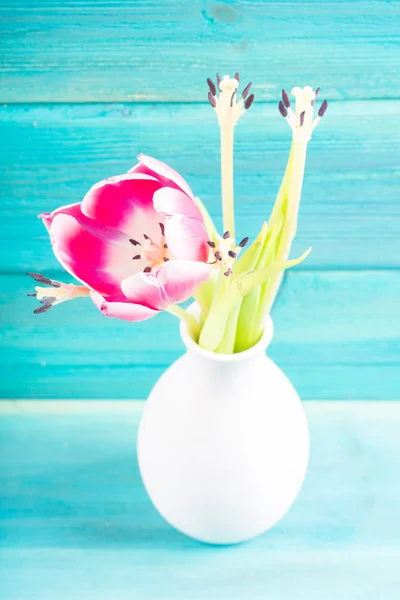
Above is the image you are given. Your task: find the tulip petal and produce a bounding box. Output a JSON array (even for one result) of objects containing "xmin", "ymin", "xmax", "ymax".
[
  {"xmin": 121, "ymin": 272, "xmax": 165, "ymax": 311},
  {"xmin": 130, "ymin": 154, "xmax": 194, "ymax": 200},
  {"xmin": 156, "ymin": 260, "xmax": 211, "ymax": 305},
  {"xmin": 153, "ymin": 187, "xmax": 203, "ymax": 221},
  {"xmin": 50, "ymin": 213, "xmax": 137, "ymax": 296},
  {"xmin": 39, "ymin": 203, "xmax": 82, "ymax": 234},
  {"xmin": 81, "ymin": 173, "xmax": 163, "ymax": 240},
  {"xmin": 39, "ymin": 202, "xmax": 129, "ymax": 248},
  {"xmin": 91, "ymin": 291, "xmax": 159, "ymax": 322},
  {"xmin": 164, "ymin": 214, "xmax": 209, "ymax": 262}
]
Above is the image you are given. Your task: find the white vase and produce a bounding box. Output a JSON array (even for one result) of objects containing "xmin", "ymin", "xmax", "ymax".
[{"xmin": 137, "ymin": 311, "xmax": 310, "ymax": 545}]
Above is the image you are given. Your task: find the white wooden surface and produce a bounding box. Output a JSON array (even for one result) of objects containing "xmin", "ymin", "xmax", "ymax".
[{"xmin": 1, "ymin": 401, "xmax": 400, "ymax": 599}]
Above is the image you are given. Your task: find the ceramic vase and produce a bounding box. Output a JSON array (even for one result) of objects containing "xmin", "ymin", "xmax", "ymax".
[{"xmin": 137, "ymin": 313, "xmax": 309, "ymax": 545}]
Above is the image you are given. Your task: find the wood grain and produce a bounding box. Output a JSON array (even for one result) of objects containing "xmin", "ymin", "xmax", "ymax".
[
  {"xmin": 1, "ymin": 0, "xmax": 399, "ymax": 102},
  {"xmin": 1, "ymin": 101, "xmax": 399, "ymax": 271},
  {"xmin": 1, "ymin": 0, "xmax": 399, "ymax": 403},
  {"xmin": 2, "ymin": 270, "xmax": 399, "ymax": 400},
  {"xmin": 1, "ymin": 401, "xmax": 400, "ymax": 599}
]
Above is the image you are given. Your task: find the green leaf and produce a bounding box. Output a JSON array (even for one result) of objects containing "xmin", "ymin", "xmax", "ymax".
[
  {"xmin": 194, "ymin": 274, "xmax": 217, "ymax": 318},
  {"xmin": 234, "ymin": 221, "xmax": 268, "ymax": 275},
  {"xmin": 234, "ymin": 224, "xmax": 278, "ymax": 352},
  {"xmin": 215, "ymin": 222, "xmax": 268, "ymax": 353},
  {"xmin": 268, "ymin": 143, "xmax": 294, "ymax": 233},
  {"xmin": 215, "ymin": 304, "xmax": 241, "ymax": 354},
  {"xmin": 198, "ymin": 248, "xmax": 312, "ymax": 352}
]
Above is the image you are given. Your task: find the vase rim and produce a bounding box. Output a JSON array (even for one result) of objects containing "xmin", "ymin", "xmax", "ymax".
[{"xmin": 179, "ymin": 304, "xmax": 274, "ymax": 363}]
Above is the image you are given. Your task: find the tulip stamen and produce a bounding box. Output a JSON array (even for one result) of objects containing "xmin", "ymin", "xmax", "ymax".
[
  {"xmin": 278, "ymin": 86, "xmax": 328, "ymax": 142},
  {"xmin": 206, "ymin": 74, "xmax": 255, "ymax": 240},
  {"xmin": 40, "ymin": 296, "xmax": 57, "ymax": 306},
  {"xmin": 207, "ymin": 77, "xmax": 217, "ymax": 96},
  {"xmin": 209, "ymin": 232, "xmax": 250, "ymax": 276},
  {"xmin": 242, "ymin": 82, "xmax": 252, "ymax": 99},
  {"xmin": 27, "ymin": 272, "xmax": 90, "ymax": 314},
  {"xmin": 206, "ymin": 74, "xmax": 254, "ymax": 127},
  {"xmin": 34, "ymin": 303, "xmax": 53, "ymax": 315},
  {"xmin": 27, "ymin": 272, "xmax": 61, "ymax": 287},
  {"xmin": 134, "ymin": 224, "xmax": 171, "ymax": 270}
]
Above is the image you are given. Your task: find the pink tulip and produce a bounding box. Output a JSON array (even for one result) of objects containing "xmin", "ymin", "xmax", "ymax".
[{"xmin": 39, "ymin": 154, "xmax": 211, "ymax": 321}]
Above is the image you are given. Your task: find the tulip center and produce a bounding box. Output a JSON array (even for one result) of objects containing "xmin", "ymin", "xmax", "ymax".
[
  {"xmin": 207, "ymin": 231, "xmax": 249, "ymax": 276},
  {"xmin": 129, "ymin": 223, "xmax": 170, "ymax": 272}
]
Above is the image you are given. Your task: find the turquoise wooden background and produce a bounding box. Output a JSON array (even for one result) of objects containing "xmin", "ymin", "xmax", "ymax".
[{"xmin": 0, "ymin": 0, "xmax": 399, "ymax": 399}]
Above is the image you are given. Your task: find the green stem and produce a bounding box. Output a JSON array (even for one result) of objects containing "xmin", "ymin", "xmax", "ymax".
[
  {"xmin": 220, "ymin": 124, "xmax": 235, "ymax": 239},
  {"xmin": 234, "ymin": 223, "xmax": 269, "ymax": 352},
  {"xmin": 259, "ymin": 140, "xmax": 308, "ymax": 317},
  {"xmin": 165, "ymin": 305, "xmax": 201, "ymax": 341},
  {"xmin": 212, "ymin": 268, "xmax": 230, "ymax": 307},
  {"xmin": 216, "ymin": 304, "xmax": 241, "ymax": 354}
]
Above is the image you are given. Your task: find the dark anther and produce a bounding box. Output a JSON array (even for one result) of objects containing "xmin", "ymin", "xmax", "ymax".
[
  {"xmin": 278, "ymin": 101, "xmax": 288, "ymax": 118},
  {"xmin": 208, "ymin": 92, "xmax": 216, "ymax": 108},
  {"xmin": 143, "ymin": 266, "xmax": 152, "ymax": 273},
  {"xmin": 27, "ymin": 273, "xmax": 61, "ymax": 288},
  {"xmin": 163, "ymin": 257, "xmax": 170, "ymax": 262},
  {"xmin": 40, "ymin": 296, "xmax": 56, "ymax": 305},
  {"xmin": 244, "ymin": 94, "xmax": 255, "ymax": 110},
  {"xmin": 223, "ymin": 230, "xmax": 230, "ymax": 239},
  {"xmin": 228, "ymin": 250, "xmax": 237, "ymax": 258},
  {"xmin": 215, "ymin": 251, "xmax": 222, "ymax": 261},
  {"xmin": 129, "ymin": 239, "xmax": 141, "ymax": 246},
  {"xmin": 299, "ymin": 111, "xmax": 305, "ymax": 127},
  {"xmin": 207, "ymin": 240, "xmax": 216, "ymax": 248},
  {"xmin": 224, "ymin": 268, "xmax": 233, "ymax": 277},
  {"xmin": 242, "ymin": 82, "xmax": 252, "ymax": 99},
  {"xmin": 216, "ymin": 73, "xmax": 221, "ymax": 90},
  {"xmin": 230, "ymin": 90, "xmax": 236, "ymax": 107},
  {"xmin": 234, "ymin": 72, "xmax": 240, "ymax": 83},
  {"xmin": 207, "ymin": 78, "xmax": 216, "ymax": 96},
  {"xmin": 27, "ymin": 272, "xmax": 53, "ymax": 285},
  {"xmin": 239, "ymin": 236, "xmax": 249, "ymax": 247},
  {"xmin": 143, "ymin": 234, "xmax": 151, "ymax": 240},
  {"xmin": 159, "ymin": 222, "xmax": 165, "ymax": 236},
  {"xmin": 282, "ymin": 89, "xmax": 290, "ymax": 108},
  {"xmin": 318, "ymin": 99, "xmax": 328, "ymax": 117},
  {"xmin": 164, "ymin": 243, "xmax": 168, "ymax": 249},
  {"xmin": 132, "ymin": 254, "xmax": 141, "ymax": 260},
  {"xmin": 34, "ymin": 304, "xmax": 52, "ymax": 315},
  {"xmin": 27, "ymin": 293, "xmax": 37, "ymax": 297},
  {"xmin": 311, "ymin": 87, "xmax": 320, "ymax": 106}
]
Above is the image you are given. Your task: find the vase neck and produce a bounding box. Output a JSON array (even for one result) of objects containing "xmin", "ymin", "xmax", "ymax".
[{"xmin": 180, "ymin": 310, "xmax": 273, "ymax": 364}]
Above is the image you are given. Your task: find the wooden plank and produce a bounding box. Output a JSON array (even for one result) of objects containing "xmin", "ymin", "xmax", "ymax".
[
  {"xmin": 0, "ymin": 0, "xmax": 399, "ymax": 102},
  {"xmin": 1, "ymin": 401, "xmax": 400, "ymax": 599},
  {"xmin": 1, "ymin": 101, "xmax": 399, "ymax": 271},
  {"xmin": 2, "ymin": 270, "xmax": 399, "ymax": 400}
]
